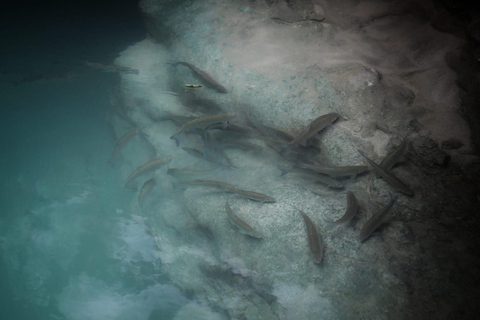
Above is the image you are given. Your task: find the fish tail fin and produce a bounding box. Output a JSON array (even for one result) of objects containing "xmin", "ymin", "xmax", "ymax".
[
  {"xmin": 277, "ymin": 165, "xmax": 290, "ymax": 176},
  {"xmin": 221, "ymin": 120, "xmax": 229, "ymax": 130},
  {"xmin": 139, "ymin": 129, "xmax": 149, "ymax": 137},
  {"xmin": 388, "ymin": 192, "xmax": 399, "ymax": 203},
  {"xmin": 170, "ymin": 133, "xmax": 180, "ymax": 147},
  {"xmin": 124, "ymin": 181, "xmax": 136, "ymax": 190},
  {"xmin": 171, "ymin": 181, "xmax": 188, "ymax": 190},
  {"xmin": 323, "ymin": 220, "xmax": 339, "ymax": 231},
  {"xmin": 279, "ymin": 144, "xmax": 290, "ymax": 155}
]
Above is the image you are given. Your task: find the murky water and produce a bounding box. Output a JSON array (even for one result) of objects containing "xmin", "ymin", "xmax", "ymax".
[
  {"xmin": 0, "ymin": 6, "xmax": 186, "ymax": 319},
  {"xmin": 0, "ymin": 66, "xmax": 186, "ymax": 320}
]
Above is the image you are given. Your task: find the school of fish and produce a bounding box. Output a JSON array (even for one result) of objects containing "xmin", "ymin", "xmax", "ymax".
[{"xmin": 109, "ymin": 61, "xmax": 414, "ymax": 264}]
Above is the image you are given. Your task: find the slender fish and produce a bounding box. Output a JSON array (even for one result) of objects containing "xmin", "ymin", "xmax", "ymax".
[
  {"xmin": 181, "ymin": 179, "xmax": 234, "ymax": 189},
  {"xmin": 298, "ymin": 210, "xmax": 323, "ymax": 264},
  {"xmin": 182, "ymin": 147, "xmax": 234, "ymax": 168},
  {"xmin": 225, "ymin": 202, "xmax": 262, "ymax": 239},
  {"xmin": 219, "ymin": 139, "xmax": 263, "ymax": 152},
  {"xmin": 110, "ymin": 128, "xmax": 140, "ymax": 162},
  {"xmin": 15, "ymin": 72, "xmax": 78, "ymax": 85},
  {"xmin": 171, "ymin": 113, "xmax": 237, "ymax": 146},
  {"xmin": 359, "ymin": 194, "xmax": 398, "ymax": 242},
  {"xmin": 224, "ymin": 186, "xmax": 276, "ymax": 203},
  {"xmin": 152, "ymin": 112, "xmax": 196, "ymax": 125},
  {"xmin": 170, "ymin": 61, "xmax": 228, "ymax": 93},
  {"xmin": 333, "ymin": 191, "xmax": 358, "ymax": 224},
  {"xmin": 182, "ymin": 180, "xmax": 275, "ymax": 202},
  {"xmin": 84, "ymin": 61, "xmax": 139, "ymax": 74},
  {"xmin": 358, "ymin": 150, "xmax": 414, "ymax": 196},
  {"xmin": 294, "ymin": 162, "xmax": 368, "ymax": 178},
  {"xmin": 125, "ymin": 156, "xmax": 172, "ymax": 188},
  {"xmin": 176, "ymin": 113, "xmax": 236, "ymax": 134},
  {"xmin": 288, "ymin": 113, "xmax": 340, "ymax": 147},
  {"xmin": 277, "ymin": 165, "xmax": 344, "ymax": 189},
  {"xmin": 166, "ymin": 168, "xmax": 213, "ymax": 181},
  {"xmin": 138, "ymin": 178, "xmax": 155, "ymax": 206},
  {"xmin": 379, "ymin": 139, "xmax": 408, "ymax": 170}
]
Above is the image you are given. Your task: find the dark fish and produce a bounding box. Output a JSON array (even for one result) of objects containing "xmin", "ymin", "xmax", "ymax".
[
  {"xmin": 182, "ymin": 147, "xmax": 234, "ymax": 168},
  {"xmin": 176, "ymin": 113, "xmax": 236, "ymax": 134},
  {"xmin": 224, "ymin": 186, "xmax": 276, "ymax": 203},
  {"xmin": 225, "ymin": 202, "xmax": 262, "ymax": 238},
  {"xmin": 242, "ymin": 110, "xmax": 294, "ymax": 143},
  {"xmin": 333, "ymin": 191, "xmax": 358, "ymax": 224},
  {"xmin": 183, "ymin": 179, "xmax": 275, "ymax": 203},
  {"xmin": 288, "ymin": 113, "xmax": 340, "ymax": 147},
  {"xmin": 84, "ymin": 61, "xmax": 139, "ymax": 74},
  {"xmin": 359, "ymin": 193, "xmax": 398, "ymax": 242},
  {"xmin": 219, "ymin": 139, "xmax": 263, "ymax": 152},
  {"xmin": 138, "ymin": 178, "xmax": 155, "ymax": 207},
  {"xmin": 262, "ymin": 124, "xmax": 296, "ymax": 142},
  {"xmin": 14, "ymin": 72, "xmax": 78, "ymax": 85},
  {"xmin": 151, "ymin": 112, "xmax": 197, "ymax": 125},
  {"xmin": 170, "ymin": 113, "xmax": 236, "ymax": 146},
  {"xmin": 125, "ymin": 156, "xmax": 172, "ymax": 188},
  {"xmin": 358, "ymin": 150, "xmax": 414, "ymax": 196},
  {"xmin": 277, "ymin": 165, "xmax": 344, "ymax": 189},
  {"xmin": 170, "ymin": 61, "xmax": 228, "ymax": 93},
  {"xmin": 205, "ymin": 122, "xmax": 253, "ymax": 137},
  {"xmin": 181, "ymin": 179, "xmax": 234, "ymax": 189},
  {"xmin": 166, "ymin": 168, "xmax": 213, "ymax": 181},
  {"xmin": 379, "ymin": 139, "xmax": 408, "ymax": 170},
  {"xmin": 298, "ymin": 210, "xmax": 323, "ymax": 264},
  {"xmin": 294, "ymin": 162, "xmax": 368, "ymax": 178},
  {"xmin": 110, "ymin": 128, "xmax": 140, "ymax": 163}
]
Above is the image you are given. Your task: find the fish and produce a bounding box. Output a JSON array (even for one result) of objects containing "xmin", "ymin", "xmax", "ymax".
[
  {"xmin": 151, "ymin": 112, "xmax": 197, "ymax": 125},
  {"xmin": 124, "ymin": 156, "xmax": 172, "ymax": 188},
  {"xmin": 225, "ymin": 202, "xmax": 262, "ymax": 238},
  {"xmin": 170, "ymin": 61, "xmax": 228, "ymax": 93},
  {"xmin": 182, "ymin": 147, "xmax": 234, "ymax": 168},
  {"xmin": 138, "ymin": 178, "xmax": 155, "ymax": 207},
  {"xmin": 359, "ymin": 193, "xmax": 398, "ymax": 242},
  {"xmin": 262, "ymin": 124, "xmax": 296, "ymax": 143},
  {"xmin": 288, "ymin": 113, "xmax": 340, "ymax": 147},
  {"xmin": 298, "ymin": 210, "xmax": 323, "ymax": 264},
  {"xmin": 293, "ymin": 162, "xmax": 368, "ymax": 178},
  {"xmin": 358, "ymin": 150, "xmax": 414, "ymax": 196},
  {"xmin": 110, "ymin": 128, "xmax": 141, "ymax": 163},
  {"xmin": 219, "ymin": 139, "xmax": 263, "ymax": 152},
  {"xmin": 166, "ymin": 168, "xmax": 213, "ymax": 181},
  {"xmin": 277, "ymin": 165, "xmax": 344, "ymax": 189},
  {"xmin": 14, "ymin": 72, "xmax": 78, "ymax": 85},
  {"xmin": 170, "ymin": 113, "xmax": 237, "ymax": 146},
  {"xmin": 181, "ymin": 179, "xmax": 234, "ymax": 189},
  {"xmin": 185, "ymin": 84, "xmax": 203, "ymax": 88},
  {"xmin": 224, "ymin": 186, "xmax": 276, "ymax": 203},
  {"xmin": 182, "ymin": 179, "xmax": 275, "ymax": 203},
  {"xmin": 379, "ymin": 139, "xmax": 408, "ymax": 170},
  {"xmin": 332, "ymin": 191, "xmax": 358, "ymax": 224},
  {"xmin": 84, "ymin": 61, "xmax": 139, "ymax": 74},
  {"xmin": 176, "ymin": 113, "xmax": 236, "ymax": 134},
  {"xmin": 205, "ymin": 122, "xmax": 253, "ymax": 136}
]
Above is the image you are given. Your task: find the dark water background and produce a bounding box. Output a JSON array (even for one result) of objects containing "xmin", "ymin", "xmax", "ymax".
[{"xmin": 0, "ymin": 1, "xmax": 186, "ymax": 319}]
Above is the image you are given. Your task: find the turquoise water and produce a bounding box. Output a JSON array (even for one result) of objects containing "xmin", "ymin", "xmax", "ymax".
[
  {"xmin": 0, "ymin": 4, "xmax": 186, "ymax": 319},
  {"xmin": 0, "ymin": 68, "xmax": 185, "ymax": 320}
]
